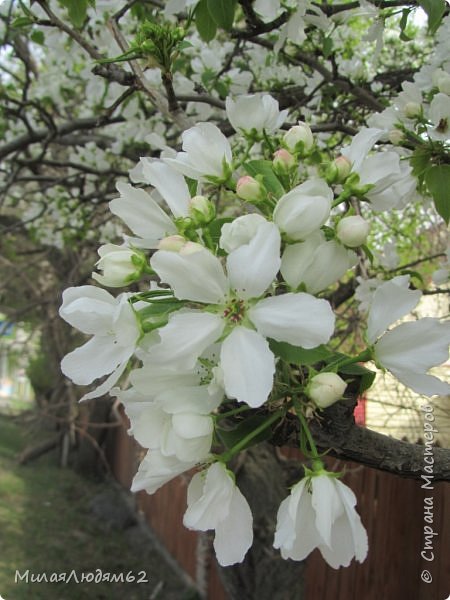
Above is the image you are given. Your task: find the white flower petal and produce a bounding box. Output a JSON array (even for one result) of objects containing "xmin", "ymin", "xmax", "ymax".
[
  {"xmin": 214, "ymin": 486, "xmax": 253, "ymax": 566},
  {"xmin": 111, "ymin": 182, "xmax": 176, "ymax": 240},
  {"xmin": 341, "ymin": 127, "xmax": 385, "ymax": 172},
  {"xmin": 273, "ymin": 179, "xmax": 332, "ymax": 241},
  {"xmin": 226, "ymin": 222, "xmax": 281, "ymax": 299},
  {"xmin": 367, "ymin": 276, "xmax": 422, "ymax": 343},
  {"xmin": 220, "ymin": 327, "xmax": 275, "ymax": 407},
  {"xmin": 151, "ymin": 249, "xmax": 228, "ymax": 304},
  {"xmin": 79, "ymin": 360, "xmax": 130, "ymax": 402},
  {"xmin": 184, "ymin": 463, "xmax": 234, "ymax": 530},
  {"xmin": 147, "ymin": 311, "xmax": 225, "ymax": 371},
  {"xmin": 311, "ymin": 475, "xmax": 344, "ymax": 547},
  {"xmin": 171, "ymin": 413, "xmax": 213, "ymax": 439},
  {"xmin": 375, "ymin": 318, "xmax": 450, "ymax": 396},
  {"xmin": 140, "ymin": 159, "xmax": 190, "ymax": 217},
  {"xmin": 61, "ymin": 336, "xmax": 130, "ymax": 385},
  {"xmin": 131, "ymin": 450, "xmax": 194, "ymax": 494},
  {"xmin": 249, "ymin": 293, "xmax": 335, "ymax": 348},
  {"xmin": 59, "ymin": 285, "xmax": 116, "ymax": 334}
]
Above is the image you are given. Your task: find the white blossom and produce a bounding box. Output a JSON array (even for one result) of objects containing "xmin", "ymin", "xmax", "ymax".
[
  {"xmin": 183, "ymin": 463, "xmax": 253, "ymax": 566},
  {"xmin": 226, "ymin": 94, "xmax": 288, "ymax": 133},
  {"xmin": 273, "ymin": 179, "xmax": 332, "ymax": 240},
  {"xmin": 148, "ymin": 220, "xmax": 335, "ymax": 407},
  {"xmin": 165, "ymin": 122, "xmax": 232, "ymax": 181},
  {"xmin": 59, "ymin": 286, "xmax": 140, "ymax": 400},
  {"xmin": 274, "ymin": 473, "xmax": 368, "ymax": 568}
]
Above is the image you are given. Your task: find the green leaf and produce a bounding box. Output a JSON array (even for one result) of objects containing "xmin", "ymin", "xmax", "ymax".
[
  {"xmin": 268, "ymin": 340, "xmax": 332, "ymax": 366},
  {"xmin": 195, "ymin": 0, "xmax": 217, "ymax": 42},
  {"xmin": 30, "ymin": 30, "xmax": 45, "ymax": 45},
  {"xmin": 425, "ymin": 164, "xmax": 450, "ymax": 224},
  {"xmin": 207, "ymin": 217, "xmax": 234, "ymax": 246},
  {"xmin": 186, "ymin": 177, "xmax": 198, "ymax": 197},
  {"xmin": 11, "ymin": 16, "xmax": 34, "ymax": 28},
  {"xmin": 206, "ymin": 0, "xmax": 237, "ymax": 31},
  {"xmin": 418, "ymin": 0, "xmax": 446, "ymax": 34},
  {"xmin": 337, "ymin": 362, "xmax": 376, "ymax": 394},
  {"xmin": 399, "ymin": 8, "xmax": 413, "ymax": 41},
  {"xmin": 323, "ymin": 36, "xmax": 333, "ymax": 58},
  {"xmin": 216, "ymin": 414, "xmax": 276, "ymax": 451},
  {"xmin": 243, "ymin": 160, "xmax": 285, "ymax": 199},
  {"xmin": 58, "ymin": 0, "xmax": 89, "ymax": 29}
]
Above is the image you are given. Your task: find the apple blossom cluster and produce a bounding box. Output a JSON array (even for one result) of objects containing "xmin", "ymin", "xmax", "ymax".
[{"xmin": 59, "ymin": 93, "xmax": 450, "ymax": 568}]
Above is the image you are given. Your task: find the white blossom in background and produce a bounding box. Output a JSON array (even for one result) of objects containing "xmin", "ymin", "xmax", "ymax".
[
  {"xmin": 274, "ymin": 472, "xmax": 368, "ymax": 568},
  {"xmin": 225, "ymin": 94, "xmax": 288, "ymax": 133},
  {"xmin": 427, "ymin": 93, "xmax": 450, "ymax": 141},
  {"xmin": 183, "ymin": 462, "xmax": 253, "ymax": 566},
  {"xmin": 59, "ymin": 286, "xmax": 140, "ymax": 401}
]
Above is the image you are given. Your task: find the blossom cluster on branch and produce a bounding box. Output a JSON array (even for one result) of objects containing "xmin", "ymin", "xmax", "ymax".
[{"xmin": 59, "ymin": 93, "xmax": 450, "ymax": 567}]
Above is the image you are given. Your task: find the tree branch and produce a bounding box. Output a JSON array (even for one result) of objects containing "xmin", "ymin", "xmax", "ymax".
[
  {"xmin": 0, "ymin": 116, "xmax": 124, "ymax": 161},
  {"xmin": 273, "ymin": 393, "xmax": 450, "ymax": 482}
]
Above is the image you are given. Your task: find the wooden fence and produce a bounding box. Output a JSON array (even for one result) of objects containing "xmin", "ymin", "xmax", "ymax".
[{"xmin": 106, "ymin": 407, "xmax": 450, "ymax": 600}]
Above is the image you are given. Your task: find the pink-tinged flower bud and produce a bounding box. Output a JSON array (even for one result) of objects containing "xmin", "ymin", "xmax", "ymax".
[
  {"xmin": 403, "ymin": 101, "xmax": 421, "ymax": 118},
  {"xmin": 179, "ymin": 241, "xmax": 205, "ymax": 256},
  {"xmin": 307, "ymin": 372, "xmax": 347, "ymax": 408},
  {"xmin": 388, "ymin": 129, "xmax": 404, "ymax": 145},
  {"xmin": 283, "ymin": 122, "xmax": 314, "ymax": 152},
  {"xmin": 236, "ymin": 176, "xmax": 265, "ymax": 202},
  {"xmin": 273, "ymin": 148, "xmax": 296, "ymax": 174},
  {"xmin": 336, "ymin": 215, "xmax": 370, "ymax": 248},
  {"xmin": 327, "ymin": 155, "xmax": 352, "ymax": 183},
  {"xmin": 158, "ymin": 235, "xmax": 186, "ymax": 252},
  {"xmin": 188, "ymin": 195, "xmax": 215, "ymax": 224}
]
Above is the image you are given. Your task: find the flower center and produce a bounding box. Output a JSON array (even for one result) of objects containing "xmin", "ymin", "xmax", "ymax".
[
  {"xmin": 223, "ymin": 297, "xmax": 247, "ymax": 324},
  {"xmin": 437, "ymin": 117, "xmax": 448, "ymax": 133}
]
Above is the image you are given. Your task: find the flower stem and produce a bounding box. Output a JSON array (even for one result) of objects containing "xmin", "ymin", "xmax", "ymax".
[
  {"xmin": 293, "ymin": 398, "xmax": 323, "ymax": 469},
  {"xmin": 217, "ymin": 409, "xmax": 284, "ymax": 463}
]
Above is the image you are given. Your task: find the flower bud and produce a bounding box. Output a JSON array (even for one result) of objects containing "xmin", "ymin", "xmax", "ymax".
[
  {"xmin": 179, "ymin": 241, "xmax": 205, "ymax": 256},
  {"xmin": 188, "ymin": 195, "xmax": 215, "ymax": 224},
  {"xmin": 336, "ymin": 215, "xmax": 370, "ymax": 248},
  {"xmin": 327, "ymin": 155, "xmax": 352, "ymax": 183},
  {"xmin": 283, "ymin": 122, "xmax": 314, "ymax": 153},
  {"xmin": 236, "ymin": 176, "xmax": 266, "ymax": 202},
  {"xmin": 272, "ymin": 149, "xmax": 296, "ymax": 174},
  {"xmin": 403, "ymin": 101, "xmax": 421, "ymax": 118},
  {"xmin": 307, "ymin": 372, "xmax": 347, "ymax": 408},
  {"xmin": 388, "ymin": 129, "xmax": 404, "ymax": 145},
  {"xmin": 92, "ymin": 244, "xmax": 147, "ymax": 287},
  {"xmin": 158, "ymin": 235, "xmax": 186, "ymax": 252}
]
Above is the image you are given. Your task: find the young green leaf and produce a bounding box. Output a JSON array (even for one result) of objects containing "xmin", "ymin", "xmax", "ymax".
[
  {"xmin": 58, "ymin": 0, "xmax": 89, "ymax": 29},
  {"xmin": 268, "ymin": 340, "xmax": 332, "ymax": 365},
  {"xmin": 418, "ymin": 0, "xmax": 446, "ymax": 35},
  {"xmin": 243, "ymin": 160, "xmax": 285, "ymax": 198},
  {"xmin": 206, "ymin": 0, "xmax": 237, "ymax": 31},
  {"xmin": 195, "ymin": 0, "xmax": 217, "ymax": 42},
  {"xmin": 425, "ymin": 164, "xmax": 450, "ymax": 224}
]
